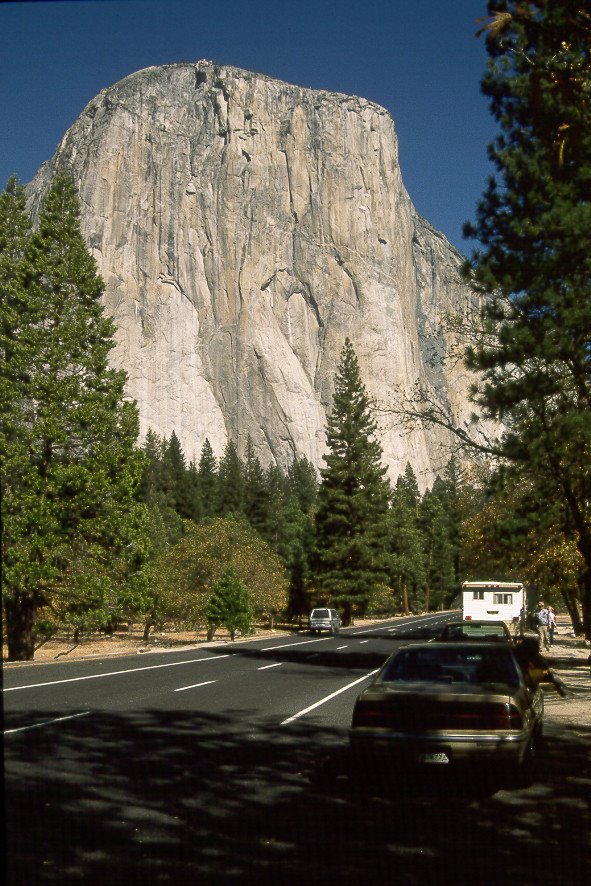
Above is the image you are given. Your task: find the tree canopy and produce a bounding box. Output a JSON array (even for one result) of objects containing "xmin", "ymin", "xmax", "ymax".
[
  {"xmin": 314, "ymin": 339, "xmax": 390, "ymax": 624},
  {"xmin": 1, "ymin": 176, "xmax": 147, "ymax": 659},
  {"xmin": 463, "ymin": 1, "xmax": 591, "ymax": 637}
]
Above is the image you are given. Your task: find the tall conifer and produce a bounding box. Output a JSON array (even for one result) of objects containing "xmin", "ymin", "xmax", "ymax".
[
  {"xmin": 464, "ymin": 2, "xmax": 591, "ymax": 636},
  {"xmin": 1, "ymin": 175, "xmax": 145, "ymax": 659},
  {"xmin": 314, "ymin": 339, "xmax": 390, "ymax": 624}
]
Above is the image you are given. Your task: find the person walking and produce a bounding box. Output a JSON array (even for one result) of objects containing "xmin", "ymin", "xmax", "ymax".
[
  {"xmin": 548, "ymin": 606, "xmax": 557, "ymax": 646},
  {"xmin": 535, "ymin": 601, "xmax": 550, "ymax": 652}
]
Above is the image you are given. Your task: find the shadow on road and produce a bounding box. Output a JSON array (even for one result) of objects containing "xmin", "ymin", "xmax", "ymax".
[{"xmin": 4, "ymin": 703, "xmax": 590, "ymax": 886}]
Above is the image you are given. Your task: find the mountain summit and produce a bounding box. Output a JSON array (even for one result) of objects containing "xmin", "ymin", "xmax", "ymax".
[{"xmin": 27, "ymin": 60, "xmax": 480, "ymax": 485}]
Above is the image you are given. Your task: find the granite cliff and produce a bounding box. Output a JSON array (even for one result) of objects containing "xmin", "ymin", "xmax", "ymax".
[{"xmin": 27, "ymin": 61, "xmax": 482, "ymax": 487}]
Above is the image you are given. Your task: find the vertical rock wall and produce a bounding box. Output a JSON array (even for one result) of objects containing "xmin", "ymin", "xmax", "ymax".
[{"xmin": 27, "ymin": 61, "xmax": 481, "ymax": 487}]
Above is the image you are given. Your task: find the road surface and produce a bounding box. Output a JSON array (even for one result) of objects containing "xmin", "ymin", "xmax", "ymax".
[{"xmin": 3, "ymin": 613, "xmax": 590, "ymax": 885}]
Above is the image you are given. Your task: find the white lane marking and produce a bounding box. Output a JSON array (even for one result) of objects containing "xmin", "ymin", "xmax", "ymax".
[
  {"xmin": 336, "ymin": 646, "xmax": 348, "ymax": 650},
  {"xmin": 175, "ymin": 680, "xmax": 217, "ymax": 692},
  {"xmin": 281, "ymin": 669, "xmax": 379, "ymax": 726},
  {"xmin": 3, "ymin": 655, "xmax": 231, "ymax": 692},
  {"xmin": 4, "ymin": 711, "xmax": 91, "ymax": 735},
  {"xmin": 258, "ymin": 663, "xmax": 284, "ymax": 670},
  {"xmin": 359, "ymin": 640, "xmax": 369, "ymax": 644},
  {"xmin": 261, "ymin": 637, "xmax": 332, "ymax": 651},
  {"xmin": 350, "ymin": 616, "xmax": 443, "ymax": 636}
]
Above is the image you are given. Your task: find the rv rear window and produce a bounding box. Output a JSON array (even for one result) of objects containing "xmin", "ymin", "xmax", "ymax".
[
  {"xmin": 493, "ymin": 593, "xmax": 513, "ymax": 604},
  {"xmin": 473, "ymin": 590, "xmax": 485, "ymax": 600}
]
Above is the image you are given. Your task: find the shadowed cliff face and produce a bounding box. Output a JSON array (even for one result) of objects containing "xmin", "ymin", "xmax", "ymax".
[{"xmin": 27, "ymin": 60, "xmax": 482, "ymax": 486}]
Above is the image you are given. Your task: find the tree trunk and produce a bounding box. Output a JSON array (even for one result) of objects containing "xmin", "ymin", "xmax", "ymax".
[
  {"xmin": 578, "ymin": 571, "xmax": 591, "ymax": 640},
  {"xmin": 143, "ymin": 620, "xmax": 155, "ymax": 641},
  {"xmin": 341, "ymin": 601, "xmax": 352, "ymax": 627},
  {"xmin": 4, "ymin": 592, "xmax": 37, "ymax": 661},
  {"xmin": 401, "ymin": 582, "xmax": 409, "ymax": 616},
  {"xmin": 560, "ymin": 587, "xmax": 583, "ymax": 636}
]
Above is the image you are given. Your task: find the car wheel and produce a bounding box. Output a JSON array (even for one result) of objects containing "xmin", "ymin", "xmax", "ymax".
[{"xmin": 514, "ymin": 727, "xmax": 541, "ymax": 789}]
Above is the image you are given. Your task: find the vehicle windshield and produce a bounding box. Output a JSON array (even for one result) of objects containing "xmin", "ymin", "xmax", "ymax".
[
  {"xmin": 311, "ymin": 609, "xmax": 330, "ymax": 618},
  {"xmin": 381, "ymin": 647, "xmax": 520, "ymax": 687}
]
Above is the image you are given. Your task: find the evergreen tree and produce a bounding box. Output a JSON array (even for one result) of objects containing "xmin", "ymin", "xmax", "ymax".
[
  {"xmin": 197, "ymin": 438, "xmax": 218, "ymax": 517},
  {"xmin": 397, "ymin": 462, "xmax": 420, "ymax": 513},
  {"xmin": 217, "ymin": 439, "xmax": 244, "ymax": 516},
  {"xmin": 287, "ymin": 454, "xmax": 319, "ymax": 514},
  {"xmin": 420, "ymin": 485, "xmax": 456, "ymax": 611},
  {"xmin": 314, "ymin": 339, "xmax": 391, "ymax": 624},
  {"xmin": 206, "ymin": 566, "xmax": 252, "ymax": 641},
  {"xmin": 163, "ymin": 431, "xmax": 200, "ymax": 520},
  {"xmin": 387, "ymin": 482, "xmax": 426, "ymax": 614},
  {"xmin": 464, "ymin": 2, "xmax": 591, "ymax": 636},
  {"xmin": 438, "ymin": 457, "xmax": 465, "ymax": 589},
  {"xmin": 243, "ymin": 436, "xmax": 270, "ymax": 535},
  {"xmin": 1, "ymin": 175, "xmax": 146, "ymax": 660}
]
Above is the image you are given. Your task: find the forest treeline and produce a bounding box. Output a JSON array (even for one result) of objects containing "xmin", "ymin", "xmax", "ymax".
[{"xmin": 1, "ymin": 173, "xmax": 587, "ymax": 661}]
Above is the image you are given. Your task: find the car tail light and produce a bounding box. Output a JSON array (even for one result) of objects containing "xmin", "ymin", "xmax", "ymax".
[
  {"xmin": 352, "ymin": 702, "xmax": 389, "ymax": 729},
  {"xmin": 445, "ymin": 703, "xmax": 523, "ymax": 730},
  {"xmin": 352, "ymin": 700, "xmax": 523, "ymax": 731}
]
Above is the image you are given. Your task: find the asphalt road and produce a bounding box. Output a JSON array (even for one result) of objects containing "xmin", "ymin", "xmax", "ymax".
[{"xmin": 3, "ymin": 612, "xmax": 590, "ymax": 886}]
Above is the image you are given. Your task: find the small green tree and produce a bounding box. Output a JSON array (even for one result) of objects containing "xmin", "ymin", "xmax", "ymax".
[
  {"xmin": 206, "ymin": 567, "xmax": 252, "ymax": 641},
  {"xmin": 314, "ymin": 339, "xmax": 391, "ymax": 625}
]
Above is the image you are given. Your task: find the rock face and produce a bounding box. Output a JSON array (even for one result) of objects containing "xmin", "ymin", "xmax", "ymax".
[{"xmin": 27, "ymin": 61, "xmax": 481, "ymax": 487}]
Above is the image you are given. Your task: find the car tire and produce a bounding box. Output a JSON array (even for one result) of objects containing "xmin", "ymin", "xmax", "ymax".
[{"xmin": 512, "ymin": 727, "xmax": 541, "ymax": 789}]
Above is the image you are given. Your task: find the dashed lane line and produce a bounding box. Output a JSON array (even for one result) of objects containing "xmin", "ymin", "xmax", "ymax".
[{"xmin": 3, "ymin": 655, "xmax": 231, "ymax": 692}]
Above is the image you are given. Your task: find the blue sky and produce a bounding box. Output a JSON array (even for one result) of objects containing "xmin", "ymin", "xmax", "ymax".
[{"xmin": 1, "ymin": 0, "xmax": 496, "ymax": 252}]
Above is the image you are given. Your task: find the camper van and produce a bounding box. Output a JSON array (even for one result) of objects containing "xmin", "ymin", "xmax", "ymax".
[{"xmin": 462, "ymin": 581, "xmax": 526, "ymax": 631}]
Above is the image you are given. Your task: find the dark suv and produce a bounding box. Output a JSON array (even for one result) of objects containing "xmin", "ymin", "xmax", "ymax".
[{"xmin": 309, "ymin": 608, "xmax": 341, "ymax": 635}]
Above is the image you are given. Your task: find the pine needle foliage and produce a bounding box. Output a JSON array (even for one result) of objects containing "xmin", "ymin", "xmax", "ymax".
[
  {"xmin": 206, "ymin": 566, "xmax": 253, "ymax": 641},
  {"xmin": 314, "ymin": 339, "xmax": 390, "ymax": 624},
  {"xmin": 1, "ymin": 175, "xmax": 146, "ymax": 659},
  {"xmin": 464, "ymin": 1, "xmax": 591, "ymax": 637}
]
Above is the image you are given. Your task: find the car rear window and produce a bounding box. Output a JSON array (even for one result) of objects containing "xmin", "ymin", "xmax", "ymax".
[
  {"xmin": 381, "ymin": 647, "xmax": 520, "ymax": 687},
  {"xmin": 311, "ymin": 609, "xmax": 330, "ymax": 618}
]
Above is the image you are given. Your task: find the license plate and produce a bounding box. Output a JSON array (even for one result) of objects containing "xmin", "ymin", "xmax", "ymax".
[{"xmin": 418, "ymin": 752, "xmax": 450, "ymax": 764}]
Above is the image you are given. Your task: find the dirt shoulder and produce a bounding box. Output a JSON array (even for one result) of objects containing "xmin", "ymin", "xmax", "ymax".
[{"xmin": 542, "ymin": 624, "xmax": 591, "ymax": 729}]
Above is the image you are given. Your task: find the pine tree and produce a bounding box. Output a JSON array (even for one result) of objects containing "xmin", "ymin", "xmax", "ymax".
[
  {"xmin": 217, "ymin": 440, "xmax": 244, "ymax": 516},
  {"xmin": 420, "ymin": 484, "xmax": 456, "ymax": 611},
  {"xmin": 206, "ymin": 566, "xmax": 253, "ymax": 640},
  {"xmin": 164, "ymin": 431, "xmax": 200, "ymax": 520},
  {"xmin": 1, "ymin": 175, "xmax": 146, "ymax": 659},
  {"xmin": 243, "ymin": 436, "xmax": 270, "ymax": 535},
  {"xmin": 314, "ymin": 339, "xmax": 390, "ymax": 624},
  {"xmin": 197, "ymin": 438, "xmax": 218, "ymax": 517},
  {"xmin": 464, "ymin": 2, "xmax": 591, "ymax": 637},
  {"xmin": 387, "ymin": 481, "xmax": 426, "ymax": 614}
]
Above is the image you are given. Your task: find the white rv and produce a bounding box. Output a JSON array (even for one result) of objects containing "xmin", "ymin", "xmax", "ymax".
[{"xmin": 462, "ymin": 581, "xmax": 526, "ymax": 629}]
